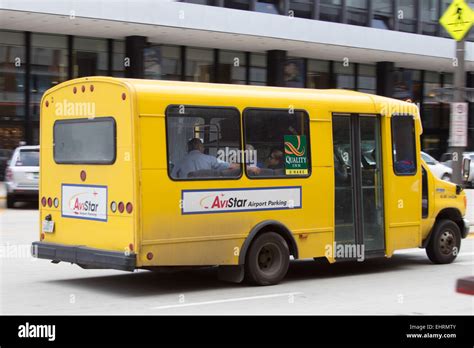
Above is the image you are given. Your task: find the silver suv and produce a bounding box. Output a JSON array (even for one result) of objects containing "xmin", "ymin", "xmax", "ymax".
[{"xmin": 5, "ymin": 145, "xmax": 40, "ymax": 208}]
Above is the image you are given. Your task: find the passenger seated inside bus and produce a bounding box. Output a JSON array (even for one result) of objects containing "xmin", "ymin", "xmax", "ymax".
[
  {"xmin": 247, "ymin": 148, "xmax": 284, "ymax": 176},
  {"xmin": 171, "ymin": 138, "xmax": 239, "ymax": 179}
]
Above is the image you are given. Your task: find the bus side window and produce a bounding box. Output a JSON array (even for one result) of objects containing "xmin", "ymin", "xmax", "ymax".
[
  {"xmin": 391, "ymin": 115, "xmax": 417, "ymax": 175},
  {"xmin": 243, "ymin": 108, "xmax": 311, "ymax": 178},
  {"xmin": 165, "ymin": 106, "xmax": 242, "ymax": 180}
]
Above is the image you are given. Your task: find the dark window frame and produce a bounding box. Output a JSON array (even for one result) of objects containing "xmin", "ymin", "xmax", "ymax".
[
  {"xmin": 391, "ymin": 114, "xmax": 417, "ymax": 176},
  {"xmin": 165, "ymin": 104, "xmax": 243, "ymax": 181},
  {"xmin": 53, "ymin": 117, "xmax": 117, "ymax": 165},
  {"xmin": 242, "ymin": 107, "xmax": 312, "ymax": 180}
]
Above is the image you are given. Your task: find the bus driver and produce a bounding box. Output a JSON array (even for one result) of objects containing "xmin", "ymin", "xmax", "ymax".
[{"xmin": 171, "ymin": 138, "xmax": 239, "ymax": 178}]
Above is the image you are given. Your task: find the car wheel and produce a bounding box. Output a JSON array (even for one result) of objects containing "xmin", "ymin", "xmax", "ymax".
[
  {"xmin": 245, "ymin": 232, "xmax": 289, "ymax": 286},
  {"xmin": 426, "ymin": 219, "xmax": 461, "ymax": 264},
  {"xmin": 441, "ymin": 173, "xmax": 451, "ymax": 182},
  {"xmin": 6, "ymin": 194, "xmax": 15, "ymax": 209}
]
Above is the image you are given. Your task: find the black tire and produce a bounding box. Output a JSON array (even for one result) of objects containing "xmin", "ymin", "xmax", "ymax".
[
  {"xmin": 441, "ymin": 173, "xmax": 451, "ymax": 182},
  {"xmin": 426, "ymin": 219, "xmax": 461, "ymax": 264},
  {"xmin": 245, "ymin": 232, "xmax": 289, "ymax": 286},
  {"xmin": 6, "ymin": 194, "xmax": 15, "ymax": 209}
]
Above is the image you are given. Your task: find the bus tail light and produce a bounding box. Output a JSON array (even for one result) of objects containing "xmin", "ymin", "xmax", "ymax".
[
  {"xmin": 53, "ymin": 198, "xmax": 59, "ymax": 208},
  {"xmin": 47, "ymin": 197, "xmax": 52, "ymax": 208},
  {"xmin": 129, "ymin": 243, "xmax": 134, "ymax": 252},
  {"xmin": 41, "ymin": 197, "xmax": 47, "ymax": 207},
  {"xmin": 146, "ymin": 252, "xmax": 153, "ymax": 260},
  {"xmin": 126, "ymin": 202, "xmax": 133, "ymax": 214},
  {"xmin": 40, "ymin": 233, "xmax": 45, "ymax": 241},
  {"xmin": 80, "ymin": 170, "xmax": 86, "ymax": 181},
  {"xmin": 118, "ymin": 202, "xmax": 124, "ymax": 213},
  {"xmin": 110, "ymin": 201, "xmax": 117, "ymax": 213}
]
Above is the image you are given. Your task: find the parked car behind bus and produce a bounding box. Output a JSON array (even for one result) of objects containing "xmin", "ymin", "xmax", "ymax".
[
  {"xmin": 421, "ymin": 151, "xmax": 452, "ymax": 182},
  {"xmin": 5, "ymin": 145, "xmax": 40, "ymax": 208}
]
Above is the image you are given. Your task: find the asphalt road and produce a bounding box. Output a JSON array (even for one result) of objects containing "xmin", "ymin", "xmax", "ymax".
[{"xmin": 1, "ymin": 201, "xmax": 473, "ymax": 315}]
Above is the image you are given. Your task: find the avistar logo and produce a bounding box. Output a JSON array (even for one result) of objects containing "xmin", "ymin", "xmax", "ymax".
[
  {"xmin": 200, "ymin": 193, "xmax": 248, "ymax": 209},
  {"xmin": 69, "ymin": 191, "xmax": 100, "ymax": 214}
]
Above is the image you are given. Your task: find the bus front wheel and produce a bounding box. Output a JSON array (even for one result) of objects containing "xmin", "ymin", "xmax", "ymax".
[
  {"xmin": 426, "ymin": 219, "xmax": 461, "ymax": 264},
  {"xmin": 245, "ymin": 232, "xmax": 289, "ymax": 286}
]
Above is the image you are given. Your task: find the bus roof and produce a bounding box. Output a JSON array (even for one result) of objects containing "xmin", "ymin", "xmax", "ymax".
[{"xmin": 43, "ymin": 76, "xmax": 420, "ymax": 119}]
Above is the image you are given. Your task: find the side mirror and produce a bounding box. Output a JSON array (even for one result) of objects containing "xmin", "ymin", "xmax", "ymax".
[{"xmin": 462, "ymin": 157, "xmax": 471, "ymax": 182}]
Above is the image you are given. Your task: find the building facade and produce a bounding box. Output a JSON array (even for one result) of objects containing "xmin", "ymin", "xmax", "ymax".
[{"xmin": 1, "ymin": 0, "xmax": 474, "ymax": 159}]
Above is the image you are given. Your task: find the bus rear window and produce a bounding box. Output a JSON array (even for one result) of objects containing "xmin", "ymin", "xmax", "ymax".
[{"xmin": 54, "ymin": 117, "xmax": 116, "ymax": 164}]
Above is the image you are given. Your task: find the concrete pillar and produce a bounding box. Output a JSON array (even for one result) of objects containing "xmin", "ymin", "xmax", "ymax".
[
  {"xmin": 125, "ymin": 36, "xmax": 147, "ymax": 78},
  {"xmin": 266, "ymin": 50, "xmax": 287, "ymax": 87}
]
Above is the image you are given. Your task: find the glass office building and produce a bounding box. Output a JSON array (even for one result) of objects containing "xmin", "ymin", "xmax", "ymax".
[{"xmin": 1, "ymin": 0, "xmax": 474, "ymax": 159}]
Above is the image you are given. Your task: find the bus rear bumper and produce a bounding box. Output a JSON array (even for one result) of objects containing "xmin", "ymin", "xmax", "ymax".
[{"xmin": 31, "ymin": 241, "xmax": 136, "ymax": 272}]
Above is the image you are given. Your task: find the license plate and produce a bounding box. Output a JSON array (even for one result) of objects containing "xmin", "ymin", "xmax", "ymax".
[{"xmin": 42, "ymin": 220, "xmax": 55, "ymax": 233}]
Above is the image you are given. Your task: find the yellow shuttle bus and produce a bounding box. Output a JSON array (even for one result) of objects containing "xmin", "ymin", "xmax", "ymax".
[{"xmin": 33, "ymin": 77, "xmax": 469, "ymax": 285}]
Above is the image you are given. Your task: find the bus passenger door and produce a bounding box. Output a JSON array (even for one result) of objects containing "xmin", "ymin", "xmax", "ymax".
[{"xmin": 332, "ymin": 114, "xmax": 385, "ymax": 257}]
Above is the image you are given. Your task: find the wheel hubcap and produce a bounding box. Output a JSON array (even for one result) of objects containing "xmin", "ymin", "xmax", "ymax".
[
  {"xmin": 439, "ymin": 230, "xmax": 455, "ymax": 255},
  {"xmin": 257, "ymin": 243, "xmax": 282, "ymax": 275}
]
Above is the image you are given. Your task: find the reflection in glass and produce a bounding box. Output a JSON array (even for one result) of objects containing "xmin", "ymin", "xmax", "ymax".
[
  {"xmin": 359, "ymin": 116, "xmax": 384, "ymax": 251},
  {"xmin": 218, "ymin": 50, "xmax": 246, "ymax": 84},
  {"xmin": 185, "ymin": 47, "xmax": 213, "ymax": 82},
  {"xmin": 73, "ymin": 37, "xmax": 108, "ymax": 77},
  {"xmin": 30, "ymin": 34, "xmax": 68, "ymax": 121},
  {"xmin": 333, "ymin": 116, "xmax": 355, "ymax": 245},
  {"xmin": 0, "ymin": 30, "xmax": 25, "ymax": 123},
  {"xmin": 145, "ymin": 45, "xmax": 182, "ymax": 81}
]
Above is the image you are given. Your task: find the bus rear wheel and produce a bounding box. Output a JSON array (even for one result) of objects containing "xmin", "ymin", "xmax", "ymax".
[
  {"xmin": 245, "ymin": 232, "xmax": 289, "ymax": 286},
  {"xmin": 426, "ymin": 219, "xmax": 461, "ymax": 264}
]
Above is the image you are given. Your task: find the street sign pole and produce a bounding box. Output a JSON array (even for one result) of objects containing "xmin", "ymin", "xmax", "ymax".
[
  {"xmin": 450, "ymin": 39, "xmax": 466, "ymax": 185},
  {"xmin": 439, "ymin": 0, "xmax": 474, "ymax": 185}
]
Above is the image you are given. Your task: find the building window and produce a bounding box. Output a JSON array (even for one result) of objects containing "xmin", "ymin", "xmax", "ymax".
[
  {"xmin": 224, "ymin": 0, "xmax": 251, "ymax": 10},
  {"xmin": 284, "ymin": 58, "xmax": 305, "ymax": 88},
  {"xmin": 320, "ymin": 0, "xmax": 342, "ymax": 22},
  {"xmin": 0, "ymin": 30, "xmax": 25, "ymax": 123},
  {"xmin": 73, "ymin": 37, "xmax": 108, "ymax": 77},
  {"xmin": 244, "ymin": 108, "xmax": 311, "ymax": 178},
  {"xmin": 393, "ymin": 68, "xmax": 422, "ymax": 102},
  {"xmin": 346, "ymin": 0, "xmax": 368, "ymax": 26},
  {"xmin": 392, "ymin": 115, "xmax": 417, "ymax": 175},
  {"xmin": 144, "ymin": 45, "xmax": 182, "ymax": 81},
  {"xmin": 372, "ymin": 0, "xmax": 393, "ymax": 30},
  {"xmin": 255, "ymin": 0, "xmax": 282, "ymax": 14},
  {"xmin": 166, "ymin": 106, "xmax": 242, "ymax": 179},
  {"xmin": 30, "ymin": 34, "xmax": 68, "ymax": 121},
  {"xmin": 357, "ymin": 64, "xmax": 376, "ymax": 94},
  {"xmin": 398, "ymin": 0, "xmax": 417, "ymax": 33},
  {"xmin": 185, "ymin": 47, "xmax": 214, "ymax": 82},
  {"xmin": 306, "ymin": 59, "xmax": 331, "ymax": 88},
  {"xmin": 112, "ymin": 40, "xmax": 125, "ymax": 77},
  {"xmin": 218, "ymin": 50, "xmax": 247, "ymax": 84},
  {"xmin": 421, "ymin": 0, "xmax": 439, "ymax": 36},
  {"xmin": 289, "ymin": 0, "xmax": 313, "ymax": 19},
  {"xmin": 249, "ymin": 53, "xmax": 267, "ymax": 85},
  {"xmin": 334, "ymin": 62, "xmax": 355, "ymax": 90}
]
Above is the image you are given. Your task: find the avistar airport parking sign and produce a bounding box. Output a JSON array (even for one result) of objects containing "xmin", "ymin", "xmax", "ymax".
[{"xmin": 440, "ymin": 0, "xmax": 474, "ymax": 41}]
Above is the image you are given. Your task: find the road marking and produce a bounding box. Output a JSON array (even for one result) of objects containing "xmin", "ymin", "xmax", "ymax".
[{"xmin": 152, "ymin": 292, "xmax": 303, "ymax": 310}]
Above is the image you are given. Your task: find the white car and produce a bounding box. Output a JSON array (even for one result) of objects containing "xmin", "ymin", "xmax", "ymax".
[
  {"xmin": 5, "ymin": 145, "xmax": 40, "ymax": 208},
  {"xmin": 421, "ymin": 151, "xmax": 452, "ymax": 182},
  {"xmin": 440, "ymin": 152, "xmax": 474, "ymax": 185}
]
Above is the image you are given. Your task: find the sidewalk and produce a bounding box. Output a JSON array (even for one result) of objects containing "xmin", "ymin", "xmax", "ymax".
[{"xmin": 0, "ymin": 182, "xmax": 5, "ymax": 199}]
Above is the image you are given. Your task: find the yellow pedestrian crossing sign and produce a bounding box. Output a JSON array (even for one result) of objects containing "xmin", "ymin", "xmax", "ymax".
[{"xmin": 440, "ymin": 0, "xmax": 474, "ymax": 41}]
